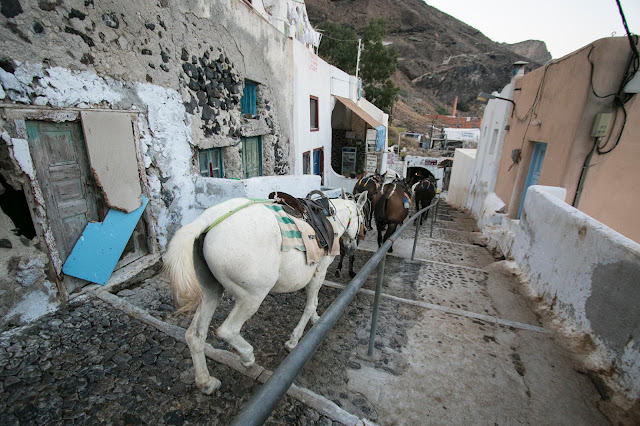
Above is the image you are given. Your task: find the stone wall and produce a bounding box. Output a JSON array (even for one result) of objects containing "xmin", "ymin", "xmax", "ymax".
[
  {"xmin": 0, "ymin": 0, "xmax": 295, "ymax": 322},
  {"xmin": 0, "ymin": 0, "xmax": 294, "ymax": 241}
]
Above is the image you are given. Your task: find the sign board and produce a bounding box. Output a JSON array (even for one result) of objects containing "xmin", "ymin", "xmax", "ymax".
[
  {"xmin": 366, "ymin": 153, "xmax": 378, "ymax": 174},
  {"xmin": 366, "ymin": 129, "xmax": 377, "ymax": 154},
  {"xmin": 386, "ymin": 152, "xmax": 395, "ymax": 165}
]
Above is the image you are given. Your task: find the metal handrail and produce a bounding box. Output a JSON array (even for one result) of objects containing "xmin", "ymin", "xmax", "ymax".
[{"xmin": 230, "ymin": 196, "xmax": 441, "ymax": 426}]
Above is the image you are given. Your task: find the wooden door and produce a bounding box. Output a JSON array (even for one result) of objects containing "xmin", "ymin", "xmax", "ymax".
[{"xmin": 25, "ymin": 121, "xmax": 105, "ymax": 261}]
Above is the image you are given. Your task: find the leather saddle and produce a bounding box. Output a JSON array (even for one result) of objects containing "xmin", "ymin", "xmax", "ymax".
[{"xmin": 268, "ymin": 191, "xmax": 335, "ymax": 250}]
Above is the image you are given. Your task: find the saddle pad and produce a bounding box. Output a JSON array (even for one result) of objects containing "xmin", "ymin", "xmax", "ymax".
[{"xmin": 264, "ymin": 204, "xmax": 339, "ymax": 265}]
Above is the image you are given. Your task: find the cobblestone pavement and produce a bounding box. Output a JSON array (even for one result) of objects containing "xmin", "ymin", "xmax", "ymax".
[{"xmin": 0, "ymin": 200, "xmax": 611, "ymax": 425}]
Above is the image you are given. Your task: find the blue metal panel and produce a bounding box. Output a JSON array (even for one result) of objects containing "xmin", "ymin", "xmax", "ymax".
[
  {"xmin": 518, "ymin": 143, "xmax": 547, "ymax": 218},
  {"xmin": 62, "ymin": 196, "xmax": 148, "ymax": 285}
]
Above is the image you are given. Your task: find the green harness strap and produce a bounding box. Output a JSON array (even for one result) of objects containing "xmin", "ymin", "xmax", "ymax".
[{"xmin": 203, "ymin": 198, "xmax": 272, "ymax": 233}]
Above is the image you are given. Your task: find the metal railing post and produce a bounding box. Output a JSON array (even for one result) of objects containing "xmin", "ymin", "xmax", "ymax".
[
  {"xmin": 367, "ymin": 254, "xmax": 386, "ymax": 356},
  {"xmin": 430, "ymin": 197, "xmax": 439, "ymax": 238},
  {"xmin": 411, "ymin": 216, "xmax": 421, "ymax": 260}
]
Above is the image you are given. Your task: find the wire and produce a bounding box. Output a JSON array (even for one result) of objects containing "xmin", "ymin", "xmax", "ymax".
[
  {"xmin": 616, "ymin": 0, "xmax": 640, "ymax": 59},
  {"xmin": 596, "ymin": 99, "xmax": 627, "ymax": 155},
  {"xmin": 588, "ymin": 46, "xmax": 617, "ymax": 98},
  {"xmin": 315, "ymin": 29, "xmax": 360, "ymax": 43}
]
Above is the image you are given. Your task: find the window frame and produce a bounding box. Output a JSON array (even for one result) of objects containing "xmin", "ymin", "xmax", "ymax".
[
  {"xmin": 310, "ymin": 95, "xmax": 319, "ymax": 132},
  {"xmin": 198, "ymin": 147, "xmax": 224, "ymax": 178},
  {"xmin": 302, "ymin": 150, "xmax": 311, "ymax": 174}
]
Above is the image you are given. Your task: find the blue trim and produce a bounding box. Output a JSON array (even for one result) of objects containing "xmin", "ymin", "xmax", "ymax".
[{"xmin": 518, "ymin": 142, "xmax": 547, "ymax": 218}]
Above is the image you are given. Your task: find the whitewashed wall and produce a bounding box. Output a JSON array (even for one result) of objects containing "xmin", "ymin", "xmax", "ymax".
[
  {"xmin": 490, "ymin": 185, "xmax": 640, "ymax": 401},
  {"xmin": 292, "ymin": 42, "xmax": 332, "ymax": 176},
  {"xmin": 446, "ymin": 149, "xmax": 476, "ymax": 208},
  {"xmin": 465, "ymin": 74, "xmax": 520, "ymax": 228}
]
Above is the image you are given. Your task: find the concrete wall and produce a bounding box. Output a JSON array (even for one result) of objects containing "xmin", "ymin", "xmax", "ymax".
[
  {"xmin": 446, "ymin": 149, "xmax": 476, "ymax": 208},
  {"xmin": 493, "ymin": 37, "xmax": 640, "ymax": 243},
  {"xmin": 465, "ymin": 75, "xmax": 519, "ymax": 228},
  {"xmin": 489, "ymin": 185, "xmax": 640, "ymax": 401}
]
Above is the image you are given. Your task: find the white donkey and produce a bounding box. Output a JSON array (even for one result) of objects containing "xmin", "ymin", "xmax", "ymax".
[{"xmin": 164, "ymin": 193, "xmax": 367, "ymax": 394}]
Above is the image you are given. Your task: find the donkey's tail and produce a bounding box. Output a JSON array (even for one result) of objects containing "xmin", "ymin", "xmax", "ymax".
[{"xmin": 164, "ymin": 217, "xmax": 210, "ymax": 313}]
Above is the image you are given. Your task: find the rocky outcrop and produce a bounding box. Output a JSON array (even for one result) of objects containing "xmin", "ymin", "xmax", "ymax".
[{"xmin": 501, "ymin": 40, "xmax": 552, "ymax": 64}]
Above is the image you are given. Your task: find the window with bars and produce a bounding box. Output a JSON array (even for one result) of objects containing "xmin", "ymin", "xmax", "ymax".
[{"xmin": 199, "ymin": 148, "xmax": 224, "ymax": 178}]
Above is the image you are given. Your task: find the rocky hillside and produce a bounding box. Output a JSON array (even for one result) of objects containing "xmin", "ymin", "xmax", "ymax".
[{"xmin": 306, "ymin": 0, "xmax": 550, "ymax": 132}]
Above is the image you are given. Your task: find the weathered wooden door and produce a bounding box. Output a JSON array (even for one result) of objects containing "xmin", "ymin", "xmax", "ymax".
[{"xmin": 25, "ymin": 121, "xmax": 105, "ymax": 261}]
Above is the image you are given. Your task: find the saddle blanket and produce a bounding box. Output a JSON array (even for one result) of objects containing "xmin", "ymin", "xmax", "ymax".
[{"xmin": 264, "ymin": 204, "xmax": 339, "ymax": 265}]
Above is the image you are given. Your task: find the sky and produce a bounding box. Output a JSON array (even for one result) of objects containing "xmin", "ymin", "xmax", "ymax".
[{"xmin": 424, "ymin": 0, "xmax": 640, "ymax": 59}]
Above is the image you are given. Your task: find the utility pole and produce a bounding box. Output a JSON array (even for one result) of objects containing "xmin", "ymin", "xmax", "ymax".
[{"xmin": 355, "ymin": 39, "xmax": 362, "ymax": 80}]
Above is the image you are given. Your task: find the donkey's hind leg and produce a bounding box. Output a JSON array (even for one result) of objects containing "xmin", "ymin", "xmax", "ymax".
[
  {"xmin": 216, "ymin": 290, "xmax": 267, "ymax": 367},
  {"xmin": 285, "ymin": 262, "xmax": 329, "ymax": 350},
  {"xmin": 185, "ymin": 281, "xmax": 223, "ymax": 395}
]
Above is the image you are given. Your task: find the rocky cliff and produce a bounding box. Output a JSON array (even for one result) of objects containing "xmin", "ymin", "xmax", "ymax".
[{"xmin": 305, "ymin": 0, "xmax": 550, "ymax": 131}]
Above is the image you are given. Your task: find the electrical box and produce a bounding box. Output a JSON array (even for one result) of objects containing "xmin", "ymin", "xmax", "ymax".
[{"xmin": 591, "ymin": 113, "xmax": 612, "ymax": 137}]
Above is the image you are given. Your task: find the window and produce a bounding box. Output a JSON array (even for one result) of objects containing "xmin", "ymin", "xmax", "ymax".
[
  {"xmin": 199, "ymin": 148, "xmax": 224, "ymax": 178},
  {"xmin": 313, "ymin": 148, "xmax": 324, "ymax": 184},
  {"xmin": 303, "ymin": 151, "xmax": 310, "ymax": 174},
  {"xmin": 241, "ymin": 80, "xmax": 257, "ymax": 116},
  {"xmin": 489, "ymin": 129, "xmax": 499, "ymax": 154},
  {"xmin": 310, "ymin": 96, "xmax": 318, "ymax": 131},
  {"xmin": 242, "ymin": 136, "xmax": 262, "ymax": 178}
]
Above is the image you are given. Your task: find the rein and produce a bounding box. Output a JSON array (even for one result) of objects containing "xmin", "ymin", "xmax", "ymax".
[{"xmin": 204, "ymin": 198, "xmax": 271, "ymax": 233}]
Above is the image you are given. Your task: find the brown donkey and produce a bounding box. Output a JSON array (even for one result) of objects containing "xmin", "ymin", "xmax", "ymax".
[{"xmin": 373, "ymin": 179, "xmax": 411, "ymax": 253}]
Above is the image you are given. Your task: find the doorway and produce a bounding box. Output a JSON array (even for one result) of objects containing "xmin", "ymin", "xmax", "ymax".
[{"xmin": 518, "ymin": 142, "xmax": 547, "ymax": 219}]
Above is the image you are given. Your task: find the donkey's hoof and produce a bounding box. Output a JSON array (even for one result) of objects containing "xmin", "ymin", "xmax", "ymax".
[
  {"xmin": 240, "ymin": 353, "xmax": 255, "ymax": 368},
  {"xmin": 285, "ymin": 339, "xmax": 298, "ymax": 351},
  {"xmin": 198, "ymin": 377, "xmax": 221, "ymax": 395},
  {"xmin": 349, "ymin": 271, "xmax": 356, "ymax": 278}
]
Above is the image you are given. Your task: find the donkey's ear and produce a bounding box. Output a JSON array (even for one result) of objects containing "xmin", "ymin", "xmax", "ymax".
[
  {"xmin": 341, "ymin": 188, "xmax": 346, "ymax": 200},
  {"xmin": 356, "ymin": 192, "xmax": 368, "ymax": 209}
]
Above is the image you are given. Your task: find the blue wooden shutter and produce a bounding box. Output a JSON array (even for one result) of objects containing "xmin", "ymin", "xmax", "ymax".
[{"xmin": 241, "ymin": 81, "xmax": 256, "ymax": 116}]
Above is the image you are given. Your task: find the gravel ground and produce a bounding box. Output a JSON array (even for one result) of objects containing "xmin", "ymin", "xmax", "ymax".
[{"xmin": 0, "ymin": 296, "xmax": 337, "ymax": 425}]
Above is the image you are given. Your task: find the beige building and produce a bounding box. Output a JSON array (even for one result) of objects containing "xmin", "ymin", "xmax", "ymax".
[{"xmin": 494, "ymin": 37, "xmax": 640, "ymax": 243}]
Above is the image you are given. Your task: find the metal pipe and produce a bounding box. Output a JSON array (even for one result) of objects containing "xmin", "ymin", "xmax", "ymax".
[
  {"xmin": 230, "ymin": 238, "xmax": 392, "ymax": 426},
  {"xmin": 231, "ymin": 199, "xmax": 441, "ymax": 426},
  {"xmin": 573, "ymin": 137, "xmax": 600, "ymax": 208},
  {"xmin": 367, "ymin": 254, "xmax": 387, "ymax": 356}
]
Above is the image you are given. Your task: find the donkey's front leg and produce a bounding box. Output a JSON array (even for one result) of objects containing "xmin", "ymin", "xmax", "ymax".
[{"xmin": 285, "ymin": 264, "xmax": 328, "ymax": 350}]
